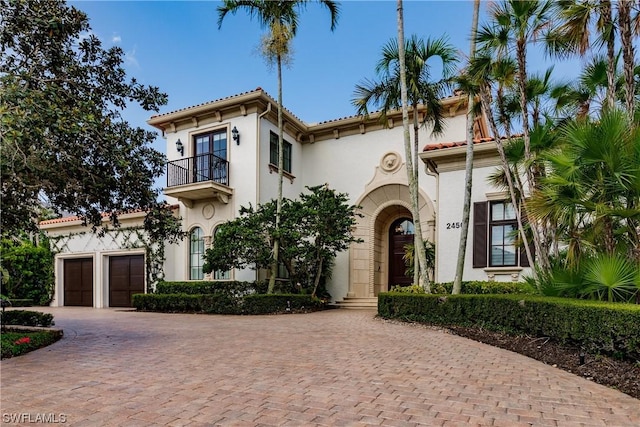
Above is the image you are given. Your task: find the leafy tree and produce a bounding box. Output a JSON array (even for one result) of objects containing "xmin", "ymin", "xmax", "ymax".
[
  {"xmin": 1, "ymin": 236, "xmax": 54, "ymax": 305},
  {"xmin": 0, "ymin": 0, "xmax": 178, "ymax": 238},
  {"xmin": 352, "ymin": 32, "xmax": 457, "ymax": 292},
  {"xmin": 203, "ymin": 185, "xmax": 361, "ymax": 298},
  {"xmin": 217, "ymin": 0, "xmax": 340, "ymax": 294}
]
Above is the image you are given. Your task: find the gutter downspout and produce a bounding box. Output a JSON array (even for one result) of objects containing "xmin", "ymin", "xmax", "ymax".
[
  {"xmin": 424, "ymin": 159, "xmax": 439, "ymax": 283},
  {"xmin": 256, "ymin": 102, "xmax": 272, "ymax": 282}
]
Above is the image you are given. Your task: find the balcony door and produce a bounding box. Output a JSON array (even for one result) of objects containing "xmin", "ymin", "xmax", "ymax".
[{"xmin": 194, "ymin": 129, "xmax": 227, "ymax": 183}]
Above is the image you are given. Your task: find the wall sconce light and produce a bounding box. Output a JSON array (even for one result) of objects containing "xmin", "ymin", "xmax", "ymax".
[
  {"xmin": 232, "ymin": 126, "xmax": 240, "ymax": 145},
  {"xmin": 176, "ymin": 139, "xmax": 184, "ymax": 156}
]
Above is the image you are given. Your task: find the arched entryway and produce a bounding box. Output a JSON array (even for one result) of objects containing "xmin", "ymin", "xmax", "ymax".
[
  {"xmin": 348, "ymin": 184, "xmax": 435, "ymax": 298},
  {"xmin": 389, "ymin": 218, "xmax": 414, "ymax": 288}
]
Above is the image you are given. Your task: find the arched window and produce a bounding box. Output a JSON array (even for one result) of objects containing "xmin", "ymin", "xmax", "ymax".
[
  {"xmin": 212, "ymin": 227, "xmax": 230, "ymax": 280},
  {"xmin": 189, "ymin": 227, "xmax": 204, "ymax": 280}
]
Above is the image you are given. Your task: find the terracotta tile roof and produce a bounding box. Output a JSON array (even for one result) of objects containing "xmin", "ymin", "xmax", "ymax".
[
  {"xmin": 149, "ymin": 87, "xmax": 303, "ymax": 123},
  {"xmin": 39, "ymin": 205, "xmax": 179, "ymax": 226},
  {"xmin": 424, "ymin": 133, "xmax": 523, "ymax": 152},
  {"xmin": 424, "ymin": 136, "xmax": 496, "ymax": 152},
  {"xmin": 316, "ymin": 93, "xmax": 464, "ymax": 126}
]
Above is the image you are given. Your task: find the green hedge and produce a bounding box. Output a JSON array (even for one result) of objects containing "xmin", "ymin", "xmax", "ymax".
[
  {"xmin": 155, "ymin": 281, "xmax": 266, "ymax": 296},
  {"xmin": 0, "ymin": 310, "xmax": 55, "ymax": 327},
  {"xmin": 7, "ymin": 299, "xmax": 34, "ymax": 307},
  {"xmin": 378, "ymin": 293, "xmax": 640, "ymax": 361},
  {"xmin": 431, "ymin": 281, "xmax": 536, "ymax": 295},
  {"xmin": 132, "ymin": 293, "xmax": 323, "ymax": 315},
  {"xmin": 242, "ymin": 294, "xmax": 323, "ymax": 314}
]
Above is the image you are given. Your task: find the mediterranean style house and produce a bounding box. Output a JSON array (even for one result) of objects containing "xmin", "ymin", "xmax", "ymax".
[{"xmin": 40, "ymin": 87, "xmax": 533, "ymax": 308}]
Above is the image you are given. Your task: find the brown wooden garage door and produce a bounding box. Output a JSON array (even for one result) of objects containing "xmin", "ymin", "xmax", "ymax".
[
  {"xmin": 109, "ymin": 255, "xmax": 145, "ymax": 307},
  {"xmin": 64, "ymin": 258, "xmax": 94, "ymax": 306}
]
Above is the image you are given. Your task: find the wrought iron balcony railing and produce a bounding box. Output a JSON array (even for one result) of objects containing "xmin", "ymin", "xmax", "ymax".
[{"xmin": 166, "ymin": 153, "xmax": 229, "ymax": 187}]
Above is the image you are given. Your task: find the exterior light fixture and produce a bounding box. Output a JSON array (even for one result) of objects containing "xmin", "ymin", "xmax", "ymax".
[
  {"xmin": 232, "ymin": 126, "xmax": 240, "ymax": 145},
  {"xmin": 176, "ymin": 139, "xmax": 184, "ymax": 156}
]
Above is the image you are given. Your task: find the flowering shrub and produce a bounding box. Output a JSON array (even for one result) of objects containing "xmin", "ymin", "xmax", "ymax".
[{"xmin": 14, "ymin": 337, "xmax": 31, "ymax": 345}]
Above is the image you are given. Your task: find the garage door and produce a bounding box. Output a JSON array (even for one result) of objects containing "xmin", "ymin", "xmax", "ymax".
[
  {"xmin": 64, "ymin": 258, "xmax": 93, "ymax": 306},
  {"xmin": 109, "ymin": 255, "xmax": 145, "ymax": 307}
]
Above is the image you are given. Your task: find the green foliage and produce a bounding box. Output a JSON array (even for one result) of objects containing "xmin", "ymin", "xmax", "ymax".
[
  {"xmin": 155, "ymin": 281, "xmax": 266, "ymax": 296},
  {"xmin": 429, "ymin": 281, "xmax": 536, "ymax": 295},
  {"xmin": 0, "ymin": 0, "xmax": 172, "ymax": 235},
  {"xmin": 390, "ymin": 284, "xmax": 426, "ymax": 294},
  {"xmin": 1, "ymin": 237, "xmax": 54, "ymax": 305},
  {"xmin": 132, "ymin": 292, "xmax": 323, "ymax": 315},
  {"xmin": 379, "ymin": 293, "xmax": 640, "ymax": 361},
  {"xmin": 402, "ymin": 241, "xmax": 435, "ymax": 281},
  {"xmin": 529, "ymin": 252, "xmax": 639, "ymax": 303},
  {"xmin": 1, "ymin": 329, "xmax": 62, "ymax": 359},
  {"xmin": 1, "ymin": 310, "xmax": 55, "ymax": 327},
  {"xmin": 204, "ymin": 185, "xmax": 361, "ymax": 296}
]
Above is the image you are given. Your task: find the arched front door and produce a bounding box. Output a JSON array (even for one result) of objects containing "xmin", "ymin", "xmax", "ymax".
[{"xmin": 388, "ymin": 218, "xmax": 414, "ymax": 288}]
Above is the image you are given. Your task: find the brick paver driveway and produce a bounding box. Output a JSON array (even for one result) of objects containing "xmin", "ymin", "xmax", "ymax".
[{"xmin": 1, "ymin": 308, "xmax": 638, "ymax": 426}]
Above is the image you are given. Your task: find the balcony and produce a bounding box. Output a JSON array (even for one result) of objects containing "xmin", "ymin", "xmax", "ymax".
[{"xmin": 164, "ymin": 154, "xmax": 233, "ymax": 206}]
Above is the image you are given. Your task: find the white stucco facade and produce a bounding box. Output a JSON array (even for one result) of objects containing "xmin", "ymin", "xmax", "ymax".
[{"xmin": 41, "ymin": 88, "xmax": 531, "ymax": 308}]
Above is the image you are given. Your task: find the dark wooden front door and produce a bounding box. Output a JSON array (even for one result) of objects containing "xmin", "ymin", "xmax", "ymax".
[
  {"xmin": 109, "ymin": 255, "xmax": 145, "ymax": 307},
  {"xmin": 64, "ymin": 258, "xmax": 93, "ymax": 306},
  {"xmin": 389, "ymin": 218, "xmax": 415, "ymax": 288}
]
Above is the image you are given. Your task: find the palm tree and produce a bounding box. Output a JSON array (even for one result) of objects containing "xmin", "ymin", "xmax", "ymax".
[
  {"xmin": 547, "ymin": 0, "xmax": 617, "ymax": 109},
  {"xmin": 217, "ymin": 0, "xmax": 340, "ymax": 293},
  {"xmin": 528, "ymin": 109, "xmax": 640, "ymax": 265},
  {"xmin": 453, "ymin": 0, "xmax": 480, "ymax": 295},
  {"xmin": 352, "ymin": 33, "xmax": 457, "ymax": 291},
  {"xmin": 476, "ymin": 0, "xmax": 554, "ymax": 272}
]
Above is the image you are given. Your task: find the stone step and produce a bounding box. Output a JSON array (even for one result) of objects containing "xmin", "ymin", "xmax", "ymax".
[{"xmin": 332, "ymin": 297, "xmax": 378, "ymax": 310}]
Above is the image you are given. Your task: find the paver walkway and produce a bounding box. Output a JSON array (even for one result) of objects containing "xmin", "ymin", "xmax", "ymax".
[{"xmin": 1, "ymin": 308, "xmax": 638, "ymax": 426}]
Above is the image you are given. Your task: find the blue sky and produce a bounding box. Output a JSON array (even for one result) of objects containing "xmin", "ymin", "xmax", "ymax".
[{"xmin": 70, "ymin": 0, "xmax": 579, "ymax": 150}]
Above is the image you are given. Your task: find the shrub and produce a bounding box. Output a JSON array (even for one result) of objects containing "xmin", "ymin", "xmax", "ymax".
[
  {"xmin": 1, "ymin": 237, "xmax": 55, "ymax": 305},
  {"xmin": 155, "ymin": 281, "xmax": 266, "ymax": 296},
  {"xmin": 1, "ymin": 310, "xmax": 55, "ymax": 327},
  {"xmin": 242, "ymin": 294, "xmax": 324, "ymax": 314},
  {"xmin": 1, "ymin": 330, "xmax": 63, "ymax": 359},
  {"xmin": 132, "ymin": 293, "xmax": 324, "ymax": 315},
  {"xmin": 378, "ymin": 293, "xmax": 640, "ymax": 361},
  {"xmin": 430, "ymin": 281, "xmax": 536, "ymax": 295}
]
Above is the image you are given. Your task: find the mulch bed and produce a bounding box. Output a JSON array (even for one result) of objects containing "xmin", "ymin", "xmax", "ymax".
[{"xmin": 447, "ymin": 325, "xmax": 640, "ymax": 400}]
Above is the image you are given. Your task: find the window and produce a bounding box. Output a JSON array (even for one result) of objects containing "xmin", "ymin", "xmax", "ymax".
[
  {"xmin": 189, "ymin": 227, "xmax": 204, "ymax": 280},
  {"xmin": 473, "ymin": 201, "xmax": 531, "ymax": 268},
  {"xmin": 212, "ymin": 227, "xmax": 230, "ymax": 280},
  {"xmin": 490, "ymin": 202, "xmax": 517, "ymax": 266},
  {"xmin": 194, "ymin": 129, "xmax": 228, "ymax": 184},
  {"xmin": 269, "ymin": 131, "xmax": 292, "ymax": 173}
]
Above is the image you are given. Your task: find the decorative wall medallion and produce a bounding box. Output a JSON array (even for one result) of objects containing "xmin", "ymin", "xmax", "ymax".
[
  {"xmin": 380, "ymin": 151, "xmax": 401, "ymax": 173},
  {"xmin": 202, "ymin": 203, "xmax": 215, "ymax": 220}
]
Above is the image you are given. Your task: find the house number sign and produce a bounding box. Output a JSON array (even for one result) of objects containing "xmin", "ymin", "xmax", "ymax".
[{"xmin": 446, "ymin": 222, "xmax": 462, "ymax": 229}]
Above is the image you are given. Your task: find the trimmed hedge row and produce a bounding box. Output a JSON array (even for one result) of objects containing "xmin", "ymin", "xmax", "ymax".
[
  {"xmin": 431, "ymin": 281, "xmax": 536, "ymax": 295},
  {"xmin": 379, "ymin": 293, "xmax": 640, "ymax": 361},
  {"xmin": 1, "ymin": 310, "xmax": 55, "ymax": 327},
  {"xmin": 155, "ymin": 281, "xmax": 266, "ymax": 296},
  {"xmin": 132, "ymin": 293, "xmax": 323, "ymax": 315},
  {"xmin": 1, "ymin": 329, "xmax": 63, "ymax": 359}
]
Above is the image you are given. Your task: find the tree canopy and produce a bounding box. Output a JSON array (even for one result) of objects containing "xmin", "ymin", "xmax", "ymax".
[
  {"xmin": 0, "ymin": 0, "xmax": 172, "ymax": 236},
  {"xmin": 203, "ymin": 185, "xmax": 362, "ymax": 298}
]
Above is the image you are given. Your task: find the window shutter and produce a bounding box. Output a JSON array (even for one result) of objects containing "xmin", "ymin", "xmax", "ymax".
[
  {"xmin": 473, "ymin": 202, "xmax": 488, "ymax": 268},
  {"xmin": 519, "ymin": 210, "xmax": 535, "ymax": 267}
]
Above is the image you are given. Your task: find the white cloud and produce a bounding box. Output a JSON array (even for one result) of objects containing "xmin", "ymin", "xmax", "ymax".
[
  {"xmin": 125, "ymin": 46, "xmax": 140, "ymax": 69},
  {"xmin": 112, "ymin": 34, "xmax": 122, "ymax": 44}
]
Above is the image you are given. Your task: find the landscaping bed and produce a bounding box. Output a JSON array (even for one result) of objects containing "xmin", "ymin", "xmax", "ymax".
[
  {"xmin": 1, "ymin": 328, "xmax": 63, "ymax": 359},
  {"xmin": 448, "ymin": 325, "xmax": 640, "ymax": 400}
]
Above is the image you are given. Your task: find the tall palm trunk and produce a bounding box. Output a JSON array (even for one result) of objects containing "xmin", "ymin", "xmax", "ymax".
[
  {"xmin": 453, "ymin": 0, "xmax": 480, "ymax": 295},
  {"xmin": 618, "ymin": 0, "xmax": 635, "ymax": 115},
  {"xmin": 412, "ymin": 105, "xmax": 420, "ymax": 286},
  {"xmin": 397, "ymin": 0, "xmax": 430, "ymax": 292},
  {"xmin": 602, "ymin": 0, "xmax": 617, "ymax": 110},
  {"xmin": 268, "ymin": 53, "xmax": 285, "ymax": 294},
  {"xmin": 478, "ymin": 85, "xmax": 536, "ymax": 272}
]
